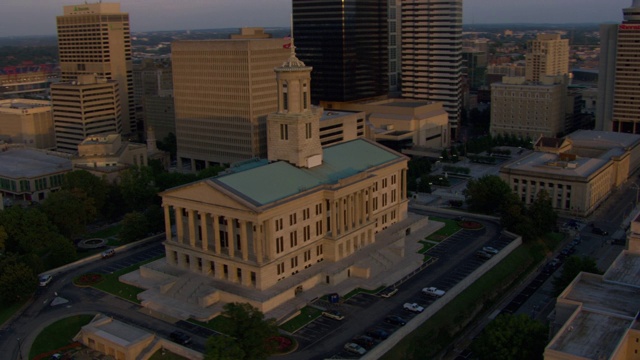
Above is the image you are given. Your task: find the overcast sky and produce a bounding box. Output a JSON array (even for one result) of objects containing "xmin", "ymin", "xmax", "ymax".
[{"xmin": 0, "ymin": 0, "xmax": 634, "ymax": 37}]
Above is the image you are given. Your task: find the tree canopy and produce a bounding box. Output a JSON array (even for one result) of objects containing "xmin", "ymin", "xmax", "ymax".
[
  {"xmin": 552, "ymin": 256, "xmax": 601, "ymax": 295},
  {"xmin": 41, "ymin": 189, "xmax": 97, "ymax": 239},
  {"xmin": 464, "ymin": 175, "xmax": 513, "ymax": 214},
  {"xmin": 471, "ymin": 313, "xmax": 548, "ymax": 360},
  {"xmin": 205, "ymin": 302, "xmax": 279, "ymax": 360}
]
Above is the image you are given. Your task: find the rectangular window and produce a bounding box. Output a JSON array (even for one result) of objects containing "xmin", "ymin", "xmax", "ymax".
[
  {"xmin": 303, "ymin": 208, "xmax": 310, "ymax": 220},
  {"xmin": 280, "ymin": 124, "xmax": 288, "ymax": 140},
  {"xmin": 291, "ymin": 256, "xmax": 298, "ymax": 268},
  {"xmin": 276, "ymin": 236, "xmax": 284, "ymax": 254},
  {"xmin": 290, "ymin": 231, "xmax": 297, "ymax": 247},
  {"xmin": 382, "ymin": 178, "xmax": 388, "ymax": 188},
  {"xmin": 391, "ymin": 174, "xmax": 397, "ymax": 185},
  {"xmin": 316, "ymin": 244, "xmax": 323, "ymax": 256},
  {"xmin": 382, "ymin": 193, "xmax": 388, "ymax": 207},
  {"xmin": 275, "ymin": 218, "xmax": 283, "ymax": 231},
  {"xmin": 290, "ymin": 213, "xmax": 297, "ymax": 225},
  {"xmin": 303, "ymin": 225, "xmax": 311, "ymax": 241},
  {"xmin": 315, "ymin": 203, "xmax": 322, "ymax": 215},
  {"xmin": 304, "ymin": 250, "xmax": 311, "ymax": 262},
  {"xmin": 305, "ymin": 123, "xmax": 312, "ymax": 139},
  {"xmin": 391, "ymin": 190, "xmax": 396, "ymax": 203},
  {"xmin": 277, "ymin": 262, "xmax": 285, "ymax": 275},
  {"xmin": 315, "ymin": 220, "xmax": 323, "ymax": 236},
  {"xmin": 373, "ymin": 197, "xmax": 378, "ymax": 211}
]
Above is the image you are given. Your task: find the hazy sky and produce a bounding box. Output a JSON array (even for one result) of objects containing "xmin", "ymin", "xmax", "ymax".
[{"xmin": 0, "ymin": 0, "xmax": 634, "ymax": 37}]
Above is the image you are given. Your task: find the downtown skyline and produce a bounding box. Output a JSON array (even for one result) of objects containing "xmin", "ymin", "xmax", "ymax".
[{"xmin": 0, "ymin": 0, "xmax": 634, "ymax": 37}]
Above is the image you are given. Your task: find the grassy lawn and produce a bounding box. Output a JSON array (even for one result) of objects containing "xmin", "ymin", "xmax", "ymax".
[
  {"xmin": 427, "ymin": 217, "xmax": 461, "ymax": 241},
  {"xmin": 0, "ymin": 299, "xmax": 27, "ymax": 327},
  {"xmin": 422, "ymin": 254, "xmax": 433, "ymax": 262},
  {"xmin": 279, "ymin": 306, "xmax": 322, "ymax": 333},
  {"xmin": 190, "ymin": 315, "xmax": 235, "ymax": 333},
  {"xmin": 343, "ymin": 286, "xmax": 385, "ymax": 300},
  {"xmin": 86, "ymin": 224, "xmax": 122, "ymax": 239},
  {"xmin": 29, "ymin": 314, "xmax": 94, "ymax": 359},
  {"xmin": 381, "ymin": 237, "xmax": 552, "ymax": 360},
  {"xmin": 91, "ymin": 256, "xmax": 162, "ymax": 303},
  {"xmin": 418, "ymin": 241, "xmax": 435, "ymax": 254}
]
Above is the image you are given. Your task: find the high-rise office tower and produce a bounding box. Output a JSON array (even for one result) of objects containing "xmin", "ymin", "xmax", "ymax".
[
  {"xmin": 525, "ymin": 34, "xmax": 569, "ymax": 83},
  {"xmin": 401, "ymin": 0, "xmax": 463, "ymax": 140},
  {"xmin": 56, "ymin": 3, "xmax": 135, "ymax": 135},
  {"xmin": 51, "ymin": 75, "xmax": 122, "ymax": 153},
  {"xmin": 292, "ymin": 0, "xmax": 389, "ymax": 103},
  {"xmin": 597, "ymin": 0, "xmax": 640, "ymax": 133},
  {"xmin": 172, "ymin": 28, "xmax": 289, "ymax": 170}
]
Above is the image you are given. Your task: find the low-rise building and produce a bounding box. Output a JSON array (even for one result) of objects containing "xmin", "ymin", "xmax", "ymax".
[
  {"xmin": 544, "ymin": 211, "xmax": 640, "ymax": 359},
  {"xmin": 0, "ymin": 99, "xmax": 55, "ymax": 149},
  {"xmin": 0, "ymin": 147, "xmax": 71, "ymax": 203},
  {"xmin": 500, "ymin": 130, "xmax": 640, "ymax": 216}
]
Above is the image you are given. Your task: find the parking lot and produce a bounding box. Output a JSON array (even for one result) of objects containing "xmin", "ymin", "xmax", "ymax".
[
  {"xmin": 288, "ymin": 218, "xmax": 518, "ymax": 360},
  {"xmin": 97, "ymin": 243, "xmax": 165, "ymax": 274}
]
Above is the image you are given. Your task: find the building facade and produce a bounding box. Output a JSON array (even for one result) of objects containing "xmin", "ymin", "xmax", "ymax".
[
  {"xmin": 525, "ymin": 34, "xmax": 570, "ymax": 83},
  {"xmin": 172, "ymin": 29, "xmax": 290, "ymax": 170},
  {"xmin": 51, "ymin": 75, "xmax": 122, "ymax": 153},
  {"xmin": 56, "ymin": 3, "xmax": 135, "ymax": 134},
  {"xmin": 401, "ymin": 0, "xmax": 463, "ymax": 140},
  {"xmin": 490, "ymin": 76, "xmax": 567, "ymax": 139},
  {"xmin": 292, "ymin": 0, "xmax": 389, "ymax": 103},
  {"xmin": 0, "ymin": 99, "xmax": 55, "ymax": 149},
  {"xmin": 597, "ymin": 0, "xmax": 640, "ymax": 133},
  {"xmin": 148, "ymin": 49, "xmax": 409, "ymax": 315},
  {"xmin": 500, "ymin": 130, "xmax": 640, "ymax": 216}
]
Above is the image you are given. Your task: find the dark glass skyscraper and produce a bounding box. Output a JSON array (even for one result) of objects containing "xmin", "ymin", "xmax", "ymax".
[{"xmin": 292, "ymin": 0, "xmax": 388, "ymax": 104}]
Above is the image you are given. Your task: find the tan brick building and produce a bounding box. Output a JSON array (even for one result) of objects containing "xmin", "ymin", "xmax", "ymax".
[
  {"xmin": 0, "ymin": 99, "xmax": 55, "ymax": 149},
  {"xmin": 525, "ymin": 33, "xmax": 570, "ymax": 82},
  {"xmin": 51, "ymin": 75, "xmax": 122, "ymax": 153},
  {"xmin": 57, "ymin": 3, "xmax": 135, "ymax": 134},
  {"xmin": 172, "ymin": 28, "xmax": 290, "ymax": 170},
  {"xmin": 134, "ymin": 49, "xmax": 410, "ymax": 316}
]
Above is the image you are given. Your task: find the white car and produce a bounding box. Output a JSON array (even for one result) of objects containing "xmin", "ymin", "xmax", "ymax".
[
  {"xmin": 422, "ymin": 287, "xmax": 445, "ymax": 298},
  {"xmin": 482, "ymin": 246, "xmax": 499, "ymax": 255},
  {"xmin": 344, "ymin": 342, "xmax": 367, "ymax": 355},
  {"xmin": 403, "ymin": 302, "xmax": 424, "ymax": 313},
  {"xmin": 321, "ymin": 310, "xmax": 345, "ymax": 321},
  {"xmin": 39, "ymin": 274, "xmax": 53, "ymax": 287}
]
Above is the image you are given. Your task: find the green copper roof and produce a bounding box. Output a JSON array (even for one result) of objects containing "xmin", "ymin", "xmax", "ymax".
[{"xmin": 215, "ymin": 139, "xmax": 401, "ymax": 206}]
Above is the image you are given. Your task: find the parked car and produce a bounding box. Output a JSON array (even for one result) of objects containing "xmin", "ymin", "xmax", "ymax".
[
  {"xmin": 352, "ymin": 335, "xmax": 375, "ymax": 349},
  {"xmin": 422, "ymin": 287, "xmax": 445, "ymax": 298},
  {"xmin": 39, "ymin": 274, "xmax": 53, "ymax": 287},
  {"xmin": 170, "ymin": 331, "xmax": 191, "ymax": 345},
  {"xmin": 366, "ymin": 328, "xmax": 390, "ymax": 340},
  {"xmin": 321, "ymin": 309, "xmax": 345, "ymax": 321},
  {"xmin": 384, "ymin": 315, "xmax": 407, "ymax": 326},
  {"xmin": 379, "ymin": 287, "xmax": 399, "ymax": 298},
  {"xmin": 344, "ymin": 342, "xmax": 367, "ymax": 355},
  {"xmin": 592, "ymin": 227, "xmax": 608, "ymax": 236},
  {"xmin": 403, "ymin": 302, "xmax": 424, "ymax": 313},
  {"xmin": 101, "ymin": 248, "xmax": 116, "ymax": 259},
  {"xmin": 475, "ymin": 250, "xmax": 493, "ymax": 260},
  {"xmin": 482, "ymin": 246, "xmax": 499, "ymax": 255}
]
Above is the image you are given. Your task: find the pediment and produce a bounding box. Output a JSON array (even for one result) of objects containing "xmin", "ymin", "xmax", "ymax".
[{"xmin": 162, "ymin": 180, "xmax": 255, "ymax": 212}]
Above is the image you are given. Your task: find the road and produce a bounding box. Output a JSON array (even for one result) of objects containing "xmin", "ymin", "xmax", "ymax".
[{"xmin": 0, "ymin": 240, "xmax": 213, "ymax": 360}]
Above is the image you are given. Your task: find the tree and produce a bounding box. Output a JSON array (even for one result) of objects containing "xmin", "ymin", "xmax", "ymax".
[
  {"xmin": 205, "ymin": 335, "xmax": 245, "ymax": 360},
  {"xmin": 553, "ymin": 256, "xmax": 601, "ymax": 295},
  {"xmin": 0, "ymin": 257, "xmax": 37, "ymax": 305},
  {"xmin": 63, "ymin": 170, "xmax": 108, "ymax": 216},
  {"xmin": 464, "ymin": 175, "xmax": 513, "ymax": 214},
  {"xmin": 144, "ymin": 205, "xmax": 165, "ymax": 234},
  {"xmin": 0, "ymin": 225, "xmax": 6, "ymax": 254},
  {"xmin": 0, "ymin": 207, "xmax": 62, "ymax": 254},
  {"xmin": 119, "ymin": 166, "xmax": 159, "ymax": 211},
  {"xmin": 529, "ymin": 190, "xmax": 557, "ymax": 235},
  {"xmin": 471, "ymin": 313, "xmax": 548, "ymax": 360},
  {"xmin": 119, "ymin": 212, "xmax": 149, "ymax": 243},
  {"xmin": 41, "ymin": 189, "xmax": 97, "ymax": 239},
  {"xmin": 45, "ymin": 236, "xmax": 77, "ymax": 268},
  {"xmin": 205, "ymin": 302, "xmax": 279, "ymax": 360},
  {"xmin": 198, "ymin": 165, "xmax": 226, "ymax": 179},
  {"xmin": 157, "ymin": 132, "xmax": 177, "ymax": 159}
]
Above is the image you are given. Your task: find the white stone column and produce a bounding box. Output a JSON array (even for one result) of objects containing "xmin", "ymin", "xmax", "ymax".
[
  {"xmin": 188, "ymin": 209, "xmax": 196, "ymax": 247},
  {"xmin": 213, "ymin": 214, "xmax": 221, "ymax": 255},
  {"xmin": 200, "ymin": 211, "xmax": 209, "ymax": 251},
  {"xmin": 176, "ymin": 207, "xmax": 184, "ymax": 243},
  {"xmin": 240, "ymin": 220, "xmax": 249, "ymax": 261},
  {"xmin": 256, "ymin": 224, "xmax": 264, "ymax": 264},
  {"xmin": 164, "ymin": 205, "xmax": 172, "ymax": 242},
  {"xmin": 227, "ymin": 217, "xmax": 235, "ymax": 258}
]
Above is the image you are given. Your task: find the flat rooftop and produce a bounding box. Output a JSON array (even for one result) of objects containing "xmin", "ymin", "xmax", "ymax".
[
  {"xmin": 321, "ymin": 110, "xmax": 360, "ymax": 121},
  {"xmin": 548, "ymin": 310, "xmax": 630, "ymax": 359},
  {"xmin": 214, "ymin": 139, "xmax": 402, "ymax": 206},
  {"xmin": 383, "ymin": 101, "xmax": 428, "ymax": 108},
  {"xmin": 568, "ymin": 129, "xmax": 640, "ymax": 149},
  {"xmin": 0, "ymin": 149, "xmax": 71, "ymax": 179},
  {"xmin": 562, "ymin": 274, "xmax": 640, "ymax": 318},
  {"xmin": 87, "ymin": 318, "xmax": 152, "ymax": 347},
  {"xmin": 501, "ymin": 151, "xmax": 608, "ymax": 179},
  {"xmin": 605, "ymin": 252, "xmax": 640, "ymax": 287}
]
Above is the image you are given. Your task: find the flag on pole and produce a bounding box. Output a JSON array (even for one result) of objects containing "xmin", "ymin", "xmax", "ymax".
[{"xmin": 283, "ymin": 34, "xmax": 292, "ymax": 49}]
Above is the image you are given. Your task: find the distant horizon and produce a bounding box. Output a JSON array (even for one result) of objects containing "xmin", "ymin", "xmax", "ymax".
[
  {"xmin": 0, "ymin": 22, "xmax": 620, "ymax": 40},
  {"xmin": 0, "ymin": 0, "xmax": 633, "ymax": 38}
]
